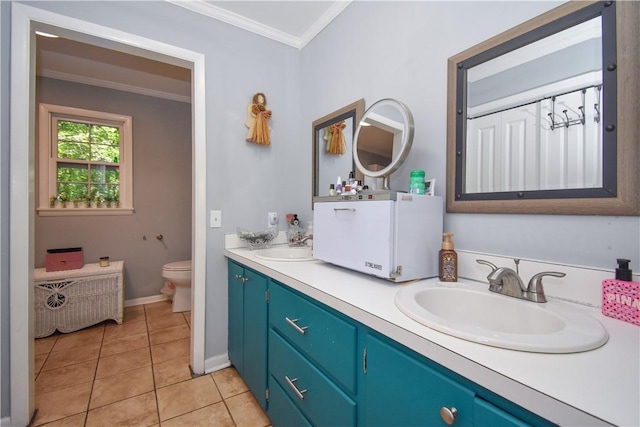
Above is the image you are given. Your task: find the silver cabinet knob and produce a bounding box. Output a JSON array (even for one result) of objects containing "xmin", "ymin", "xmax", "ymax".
[
  {"xmin": 440, "ymin": 407, "xmax": 458, "ymax": 425},
  {"xmin": 156, "ymin": 234, "xmax": 163, "ymax": 240}
]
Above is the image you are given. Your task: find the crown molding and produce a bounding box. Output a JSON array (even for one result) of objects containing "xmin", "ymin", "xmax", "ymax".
[
  {"xmin": 299, "ymin": 1, "xmax": 352, "ymax": 48},
  {"xmin": 167, "ymin": 0, "xmax": 352, "ymax": 50},
  {"xmin": 39, "ymin": 69, "xmax": 192, "ymax": 103}
]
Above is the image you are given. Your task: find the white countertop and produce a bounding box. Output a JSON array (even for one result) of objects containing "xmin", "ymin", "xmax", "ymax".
[{"xmin": 225, "ymin": 246, "xmax": 640, "ymax": 426}]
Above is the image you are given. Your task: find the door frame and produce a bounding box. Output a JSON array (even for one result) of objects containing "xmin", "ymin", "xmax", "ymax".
[{"xmin": 10, "ymin": 4, "xmax": 207, "ymax": 425}]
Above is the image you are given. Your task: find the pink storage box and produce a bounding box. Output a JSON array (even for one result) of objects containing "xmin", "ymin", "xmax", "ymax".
[
  {"xmin": 602, "ymin": 279, "xmax": 640, "ymax": 326},
  {"xmin": 45, "ymin": 247, "xmax": 84, "ymax": 272}
]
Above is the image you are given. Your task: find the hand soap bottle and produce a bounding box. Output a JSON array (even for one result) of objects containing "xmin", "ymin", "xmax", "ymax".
[
  {"xmin": 602, "ymin": 258, "xmax": 640, "ymax": 326},
  {"xmin": 439, "ymin": 232, "xmax": 457, "ymax": 282}
]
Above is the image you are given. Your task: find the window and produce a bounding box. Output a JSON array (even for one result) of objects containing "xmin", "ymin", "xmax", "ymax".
[{"xmin": 38, "ymin": 104, "xmax": 133, "ymax": 215}]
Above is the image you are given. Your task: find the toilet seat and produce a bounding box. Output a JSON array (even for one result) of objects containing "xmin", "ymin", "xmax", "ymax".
[{"xmin": 162, "ymin": 260, "xmax": 191, "ymax": 271}]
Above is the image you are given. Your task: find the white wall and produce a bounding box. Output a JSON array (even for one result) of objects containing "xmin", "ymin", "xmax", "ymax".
[{"xmin": 301, "ymin": 1, "xmax": 639, "ymax": 271}]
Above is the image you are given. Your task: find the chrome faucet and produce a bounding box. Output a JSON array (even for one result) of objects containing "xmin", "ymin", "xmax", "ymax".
[{"xmin": 477, "ymin": 259, "xmax": 565, "ymax": 303}]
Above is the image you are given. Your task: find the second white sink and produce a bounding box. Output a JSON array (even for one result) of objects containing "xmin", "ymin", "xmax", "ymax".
[
  {"xmin": 395, "ymin": 283, "xmax": 608, "ymax": 353},
  {"xmin": 254, "ymin": 246, "xmax": 314, "ymax": 262}
]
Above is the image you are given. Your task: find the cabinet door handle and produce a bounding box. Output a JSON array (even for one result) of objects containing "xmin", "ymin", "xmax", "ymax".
[
  {"xmin": 285, "ymin": 376, "xmax": 307, "ymax": 400},
  {"xmin": 285, "ymin": 317, "xmax": 308, "ymax": 334},
  {"xmin": 234, "ymin": 273, "xmax": 242, "ymax": 280},
  {"xmin": 333, "ymin": 208, "xmax": 356, "ymax": 212},
  {"xmin": 440, "ymin": 407, "xmax": 458, "ymax": 425}
]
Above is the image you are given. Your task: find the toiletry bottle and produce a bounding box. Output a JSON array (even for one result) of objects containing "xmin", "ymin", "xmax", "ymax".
[
  {"xmin": 410, "ymin": 170, "xmax": 426, "ymax": 194},
  {"xmin": 439, "ymin": 232, "xmax": 458, "ymax": 282},
  {"xmin": 336, "ymin": 177, "xmax": 343, "ymax": 194},
  {"xmin": 329, "ymin": 184, "xmax": 336, "ymax": 196},
  {"xmin": 602, "ymin": 258, "xmax": 640, "ymax": 326}
]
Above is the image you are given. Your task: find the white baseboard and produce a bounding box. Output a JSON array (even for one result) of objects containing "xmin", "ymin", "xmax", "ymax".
[
  {"xmin": 204, "ymin": 352, "xmax": 231, "ymax": 374},
  {"xmin": 124, "ymin": 294, "xmax": 169, "ymax": 307}
]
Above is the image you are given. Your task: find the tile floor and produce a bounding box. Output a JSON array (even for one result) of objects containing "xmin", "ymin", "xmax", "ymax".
[{"xmin": 33, "ymin": 300, "xmax": 271, "ymax": 427}]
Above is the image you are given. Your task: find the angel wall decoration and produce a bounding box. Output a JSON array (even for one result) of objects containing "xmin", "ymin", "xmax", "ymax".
[
  {"xmin": 325, "ymin": 120, "xmax": 347, "ymax": 155},
  {"xmin": 245, "ymin": 92, "xmax": 272, "ymax": 145}
]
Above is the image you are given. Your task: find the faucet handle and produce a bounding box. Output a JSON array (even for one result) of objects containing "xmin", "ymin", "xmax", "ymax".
[
  {"xmin": 527, "ymin": 271, "xmax": 566, "ymax": 303},
  {"xmin": 476, "ymin": 259, "xmax": 498, "ymax": 273}
]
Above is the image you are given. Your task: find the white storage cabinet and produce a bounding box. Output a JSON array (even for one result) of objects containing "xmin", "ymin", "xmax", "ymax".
[{"xmin": 34, "ymin": 261, "xmax": 124, "ymax": 338}]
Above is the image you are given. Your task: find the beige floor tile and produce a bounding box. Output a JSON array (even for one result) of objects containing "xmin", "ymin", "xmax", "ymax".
[
  {"xmin": 152, "ymin": 356, "xmax": 192, "ymax": 388},
  {"xmin": 182, "ymin": 311, "xmax": 191, "ymax": 327},
  {"xmin": 90, "ymin": 365, "xmax": 154, "ymax": 409},
  {"xmin": 95, "ymin": 347, "xmax": 151, "ymax": 379},
  {"xmin": 41, "ymin": 342, "xmax": 100, "ymax": 372},
  {"xmin": 156, "ymin": 375, "xmax": 222, "ymax": 421},
  {"xmin": 35, "ymin": 335, "xmax": 58, "ymax": 355},
  {"xmin": 35, "ymin": 353, "xmax": 48, "ymax": 374},
  {"xmin": 103, "ymin": 319, "xmax": 147, "ymax": 342},
  {"xmin": 226, "ymin": 391, "xmax": 270, "ymax": 427},
  {"xmin": 211, "ymin": 367, "xmax": 248, "ymax": 399},
  {"xmin": 125, "ymin": 304, "xmax": 145, "ymax": 313},
  {"xmin": 150, "ymin": 337, "xmax": 190, "ymax": 364},
  {"xmin": 99, "ymin": 331, "xmax": 149, "ymax": 357},
  {"xmin": 38, "ymin": 412, "xmax": 87, "ymax": 427},
  {"xmin": 51, "ymin": 325, "xmax": 104, "ymax": 352},
  {"xmin": 32, "ymin": 381, "xmax": 92, "ymax": 426},
  {"xmin": 86, "ymin": 391, "xmax": 159, "ymax": 427},
  {"xmin": 36, "ymin": 359, "xmax": 97, "ymax": 395},
  {"xmin": 147, "ymin": 313, "xmax": 187, "ymax": 332},
  {"xmin": 161, "ymin": 401, "xmax": 234, "ymax": 427},
  {"xmin": 149, "ymin": 323, "xmax": 190, "ymax": 346},
  {"xmin": 144, "ymin": 300, "xmax": 173, "ymax": 318},
  {"xmin": 123, "ymin": 307, "xmax": 146, "ymax": 323}
]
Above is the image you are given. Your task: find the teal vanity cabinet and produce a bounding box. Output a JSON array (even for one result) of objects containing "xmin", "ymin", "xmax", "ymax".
[
  {"xmin": 227, "ymin": 258, "xmax": 554, "ymax": 426},
  {"xmin": 362, "ymin": 332, "xmax": 475, "ymax": 426},
  {"xmin": 361, "ymin": 331, "xmax": 550, "ymax": 427},
  {"xmin": 227, "ymin": 260, "xmax": 269, "ymax": 409},
  {"xmin": 267, "ymin": 280, "xmax": 358, "ymax": 426}
]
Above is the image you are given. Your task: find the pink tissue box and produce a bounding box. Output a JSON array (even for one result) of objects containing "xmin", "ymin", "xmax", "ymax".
[{"xmin": 602, "ymin": 279, "xmax": 640, "ymax": 326}]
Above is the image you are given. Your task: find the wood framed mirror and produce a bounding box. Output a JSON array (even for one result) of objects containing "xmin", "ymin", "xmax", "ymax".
[
  {"xmin": 312, "ymin": 99, "xmax": 365, "ymax": 201},
  {"xmin": 446, "ymin": 0, "xmax": 639, "ymax": 215}
]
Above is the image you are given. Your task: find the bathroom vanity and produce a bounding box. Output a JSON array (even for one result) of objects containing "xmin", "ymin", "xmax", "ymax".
[{"xmin": 225, "ymin": 246, "xmax": 639, "ymax": 426}]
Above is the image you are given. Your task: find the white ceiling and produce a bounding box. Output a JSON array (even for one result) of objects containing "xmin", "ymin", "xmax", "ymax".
[{"xmin": 36, "ymin": 1, "xmax": 351, "ymax": 102}]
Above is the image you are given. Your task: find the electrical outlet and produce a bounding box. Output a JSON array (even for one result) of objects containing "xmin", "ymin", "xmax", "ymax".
[
  {"xmin": 268, "ymin": 212, "xmax": 278, "ymax": 227},
  {"xmin": 210, "ymin": 210, "xmax": 222, "ymax": 228}
]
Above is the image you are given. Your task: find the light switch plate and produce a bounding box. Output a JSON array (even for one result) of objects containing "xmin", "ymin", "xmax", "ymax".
[{"xmin": 210, "ymin": 210, "xmax": 222, "ymax": 228}]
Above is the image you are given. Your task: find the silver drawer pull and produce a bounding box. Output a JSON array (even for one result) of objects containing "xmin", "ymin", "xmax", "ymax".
[
  {"xmin": 285, "ymin": 317, "xmax": 308, "ymax": 335},
  {"xmin": 333, "ymin": 208, "xmax": 356, "ymax": 212},
  {"xmin": 285, "ymin": 376, "xmax": 307, "ymax": 400},
  {"xmin": 440, "ymin": 407, "xmax": 458, "ymax": 425}
]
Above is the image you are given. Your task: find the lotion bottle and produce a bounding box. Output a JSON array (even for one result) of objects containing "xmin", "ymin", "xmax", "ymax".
[{"xmin": 439, "ymin": 232, "xmax": 458, "ymax": 282}]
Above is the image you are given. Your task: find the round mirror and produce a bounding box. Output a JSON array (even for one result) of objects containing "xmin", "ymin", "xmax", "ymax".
[{"xmin": 353, "ymin": 98, "xmax": 414, "ymax": 190}]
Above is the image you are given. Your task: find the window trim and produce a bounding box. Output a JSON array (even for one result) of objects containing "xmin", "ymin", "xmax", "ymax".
[{"xmin": 37, "ymin": 103, "xmax": 134, "ymax": 216}]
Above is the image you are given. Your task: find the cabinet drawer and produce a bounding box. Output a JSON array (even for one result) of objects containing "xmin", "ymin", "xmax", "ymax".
[
  {"xmin": 269, "ymin": 329, "xmax": 357, "ymax": 426},
  {"xmin": 474, "ymin": 397, "xmax": 531, "ymax": 427},
  {"xmin": 267, "ymin": 376, "xmax": 312, "ymax": 427},
  {"xmin": 269, "ymin": 282, "xmax": 357, "ymax": 392}
]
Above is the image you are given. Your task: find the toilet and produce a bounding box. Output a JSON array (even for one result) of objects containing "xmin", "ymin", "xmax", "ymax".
[{"xmin": 162, "ymin": 260, "xmax": 192, "ymax": 312}]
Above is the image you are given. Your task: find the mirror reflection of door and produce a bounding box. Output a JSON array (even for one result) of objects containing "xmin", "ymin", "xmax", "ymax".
[{"xmin": 464, "ymin": 15, "xmax": 603, "ymax": 194}]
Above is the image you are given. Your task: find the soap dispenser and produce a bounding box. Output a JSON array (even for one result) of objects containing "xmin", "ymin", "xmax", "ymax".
[
  {"xmin": 602, "ymin": 258, "xmax": 640, "ymax": 326},
  {"xmin": 439, "ymin": 232, "xmax": 457, "ymax": 282}
]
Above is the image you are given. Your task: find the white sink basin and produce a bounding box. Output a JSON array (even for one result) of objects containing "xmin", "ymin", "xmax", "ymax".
[
  {"xmin": 395, "ymin": 284, "xmax": 608, "ymax": 353},
  {"xmin": 254, "ymin": 246, "xmax": 314, "ymax": 262}
]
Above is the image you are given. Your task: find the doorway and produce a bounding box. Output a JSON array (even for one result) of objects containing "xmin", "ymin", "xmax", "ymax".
[{"xmin": 10, "ymin": 4, "xmax": 207, "ymax": 425}]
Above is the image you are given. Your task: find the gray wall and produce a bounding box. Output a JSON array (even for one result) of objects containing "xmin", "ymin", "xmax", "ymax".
[
  {"xmin": 3, "ymin": 0, "xmax": 640, "ymax": 422},
  {"xmin": 35, "ymin": 77, "xmax": 192, "ymax": 300},
  {"xmin": 301, "ymin": 1, "xmax": 639, "ymax": 270}
]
